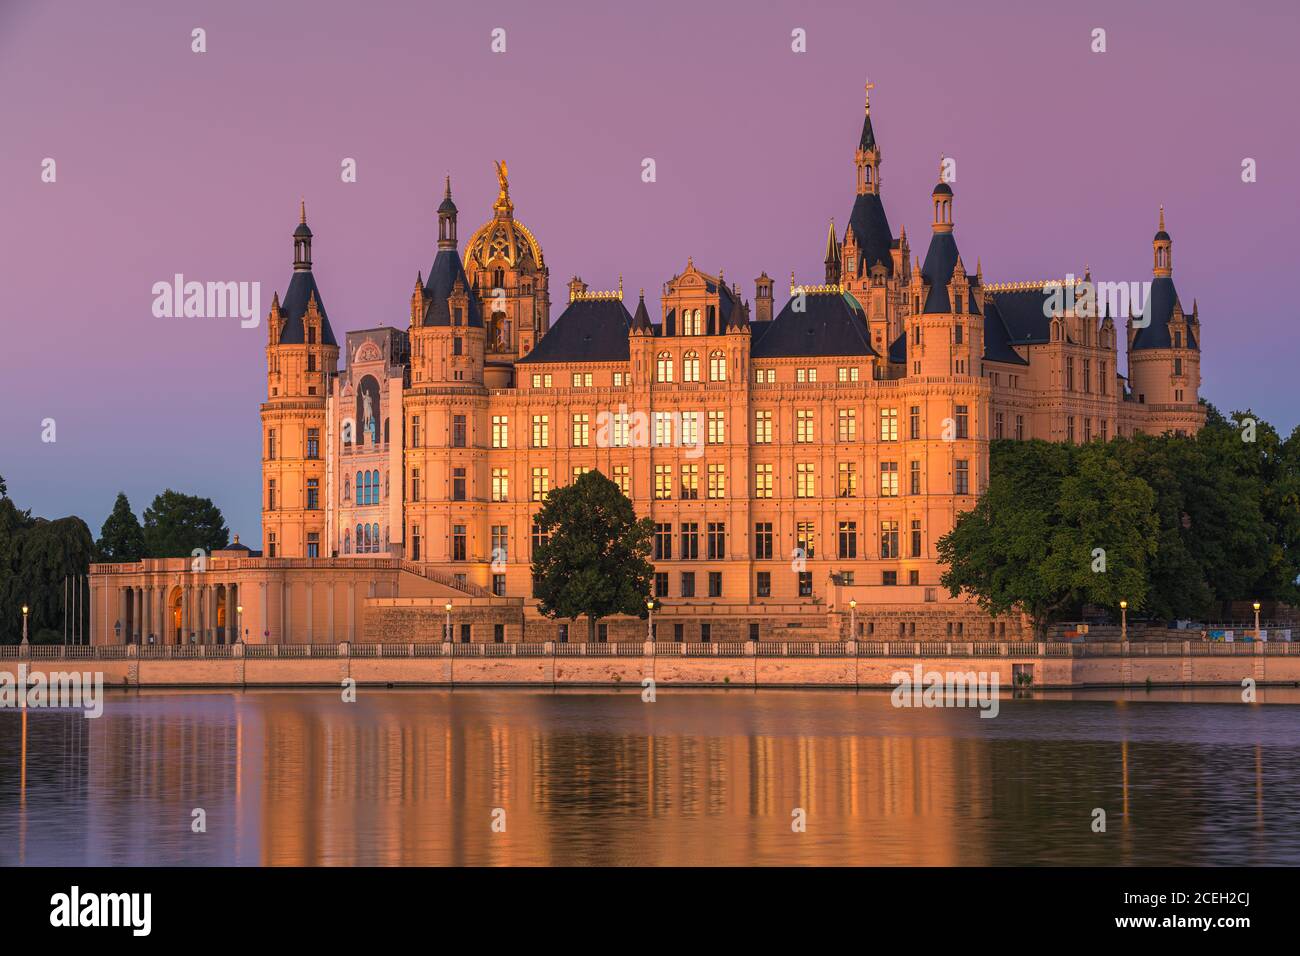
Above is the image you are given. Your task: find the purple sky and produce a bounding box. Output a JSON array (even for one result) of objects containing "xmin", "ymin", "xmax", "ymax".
[{"xmin": 2, "ymin": 0, "xmax": 1297, "ymax": 542}]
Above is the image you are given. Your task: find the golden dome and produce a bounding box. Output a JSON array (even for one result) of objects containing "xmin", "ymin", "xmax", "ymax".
[{"xmin": 464, "ymin": 161, "xmax": 545, "ymax": 275}]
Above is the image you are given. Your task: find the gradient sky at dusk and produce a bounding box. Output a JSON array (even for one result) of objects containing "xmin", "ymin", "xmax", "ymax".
[{"xmin": 2, "ymin": 0, "xmax": 1297, "ymax": 542}]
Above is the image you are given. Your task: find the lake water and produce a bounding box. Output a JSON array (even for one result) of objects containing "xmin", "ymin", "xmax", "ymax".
[{"xmin": 2, "ymin": 687, "xmax": 1298, "ymax": 866}]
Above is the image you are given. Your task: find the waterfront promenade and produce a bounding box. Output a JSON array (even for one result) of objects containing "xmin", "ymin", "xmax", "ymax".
[{"xmin": 3, "ymin": 640, "xmax": 1297, "ymax": 689}]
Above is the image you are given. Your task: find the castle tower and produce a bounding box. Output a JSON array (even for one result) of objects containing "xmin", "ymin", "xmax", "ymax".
[
  {"xmin": 261, "ymin": 202, "xmax": 340, "ymax": 558},
  {"xmin": 1127, "ymin": 207, "xmax": 1203, "ymax": 432},
  {"xmin": 462, "ymin": 162, "xmax": 551, "ymax": 384},
  {"xmin": 404, "ymin": 178, "xmax": 489, "ymax": 566},
  {"xmin": 837, "ymin": 81, "xmax": 908, "ymax": 360}
]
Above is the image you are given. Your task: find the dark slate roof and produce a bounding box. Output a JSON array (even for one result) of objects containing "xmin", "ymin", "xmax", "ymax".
[
  {"xmin": 631, "ymin": 294, "xmax": 654, "ymax": 331},
  {"xmin": 985, "ymin": 288, "xmax": 1054, "ymax": 345},
  {"xmin": 846, "ymin": 192, "xmax": 895, "ymax": 277},
  {"xmin": 517, "ymin": 297, "xmax": 633, "ymax": 364},
  {"xmin": 751, "ymin": 291, "xmax": 877, "ymax": 358},
  {"xmin": 932, "ymin": 181, "xmax": 952, "ymax": 196},
  {"xmin": 920, "ymin": 231, "xmax": 964, "ymax": 314},
  {"xmin": 278, "ymin": 270, "xmax": 338, "ymax": 346},
  {"xmin": 888, "ymin": 331, "xmax": 906, "ymax": 364},
  {"xmin": 1132, "ymin": 276, "xmax": 1197, "ymax": 350},
  {"xmin": 859, "ymin": 110, "xmax": 876, "ymax": 150},
  {"xmin": 422, "ymin": 250, "xmax": 481, "ymax": 327},
  {"xmin": 982, "ymin": 302, "xmax": 1029, "ymax": 365}
]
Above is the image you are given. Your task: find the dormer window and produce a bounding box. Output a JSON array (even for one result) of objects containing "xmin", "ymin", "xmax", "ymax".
[
  {"xmin": 453, "ymin": 307, "xmax": 463, "ymax": 326},
  {"xmin": 1174, "ymin": 330, "xmax": 1182, "ymax": 349},
  {"xmin": 307, "ymin": 327, "xmax": 316, "ymax": 345}
]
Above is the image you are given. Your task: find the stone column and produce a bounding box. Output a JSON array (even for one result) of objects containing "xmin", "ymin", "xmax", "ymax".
[
  {"xmin": 135, "ymin": 587, "xmax": 143, "ymax": 643},
  {"xmin": 225, "ymin": 584, "xmax": 235, "ymax": 644},
  {"xmin": 180, "ymin": 585, "xmax": 190, "ymax": 644},
  {"xmin": 327, "ymin": 583, "xmax": 335, "ymax": 644},
  {"xmin": 347, "ymin": 582, "xmax": 355, "ymax": 643},
  {"xmin": 260, "ymin": 581, "xmax": 268, "ymax": 644},
  {"xmin": 306, "ymin": 582, "xmax": 314, "ymax": 644},
  {"xmin": 283, "ymin": 581, "xmax": 291, "ymax": 644},
  {"xmin": 158, "ymin": 586, "xmax": 167, "ymax": 644},
  {"xmin": 209, "ymin": 586, "xmax": 219, "ymax": 644},
  {"xmin": 118, "ymin": 587, "xmax": 128, "ymax": 644}
]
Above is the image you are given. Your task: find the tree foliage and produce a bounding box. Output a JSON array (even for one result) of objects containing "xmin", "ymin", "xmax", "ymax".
[
  {"xmin": 530, "ymin": 470, "xmax": 654, "ymax": 641},
  {"xmin": 142, "ymin": 489, "xmax": 229, "ymax": 558},
  {"xmin": 939, "ymin": 408, "xmax": 1300, "ymax": 632},
  {"xmin": 97, "ymin": 492, "xmax": 146, "ymax": 562}
]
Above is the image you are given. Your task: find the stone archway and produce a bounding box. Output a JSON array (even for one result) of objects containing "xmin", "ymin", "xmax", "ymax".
[{"xmin": 169, "ymin": 586, "xmax": 183, "ymax": 644}]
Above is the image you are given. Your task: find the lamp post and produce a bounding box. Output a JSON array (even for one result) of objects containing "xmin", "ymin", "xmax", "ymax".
[
  {"xmin": 21, "ymin": 605, "xmax": 29, "ymax": 646},
  {"xmin": 1119, "ymin": 600, "xmax": 1128, "ymax": 643},
  {"xmin": 1253, "ymin": 601, "xmax": 1262, "ymax": 640},
  {"xmin": 849, "ymin": 599, "xmax": 857, "ymax": 640},
  {"xmin": 445, "ymin": 602, "xmax": 453, "ymax": 644},
  {"xmin": 646, "ymin": 599, "xmax": 655, "ymax": 643},
  {"xmin": 236, "ymin": 605, "xmax": 244, "ymax": 644}
]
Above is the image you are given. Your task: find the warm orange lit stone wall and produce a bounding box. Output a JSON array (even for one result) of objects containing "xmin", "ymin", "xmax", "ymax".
[{"xmin": 5, "ymin": 649, "xmax": 1294, "ymax": 690}]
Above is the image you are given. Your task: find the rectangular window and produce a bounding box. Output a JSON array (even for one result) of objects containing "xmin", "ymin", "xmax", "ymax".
[
  {"xmin": 411, "ymin": 468, "xmax": 421, "ymax": 502},
  {"xmin": 911, "ymin": 519, "xmax": 922, "ymax": 558},
  {"xmin": 452, "ymin": 524, "xmax": 467, "ymax": 561},
  {"xmin": 955, "ymin": 405, "xmax": 969, "ymax": 439},
  {"xmin": 1066, "ymin": 357, "xmax": 1075, "ymax": 391},
  {"xmin": 452, "ymin": 415, "xmax": 466, "ymax": 448},
  {"xmin": 754, "ymin": 522, "xmax": 773, "ymax": 560},
  {"xmin": 754, "ymin": 463, "xmax": 773, "ymax": 499},
  {"xmin": 268, "ymin": 429, "xmax": 277, "ymax": 460},
  {"xmin": 1100, "ymin": 361, "xmax": 1108, "ymax": 396},
  {"xmin": 754, "ymin": 410, "xmax": 773, "ymax": 444},
  {"xmin": 680, "ymin": 522, "xmax": 699, "ymax": 560},
  {"xmin": 1083, "ymin": 358, "xmax": 1091, "ymax": 394},
  {"xmin": 612, "ymin": 409, "xmax": 629, "ymax": 447},
  {"xmin": 1084, "ymin": 417, "xmax": 1092, "ymax": 442},
  {"xmin": 1015, "ymin": 414, "xmax": 1025, "ymax": 441},
  {"xmin": 798, "ymin": 572, "xmax": 813, "ymax": 597},
  {"xmin": 708, "ymin": 572, "xmax": 722, "ymax": 598},
  {"xmin": 491, "ymin": 525, "xmax": 508, "ymax": 565},
  {"xmin": 494, "ymin": 622, "xmax": 505, "ymax": 641},
  {"xmin": 267, "ymin": 531, "xmax": 277, "ymax": 558},
  {"xmin": 411, "ymin": 416, "xmax": 421, "ymax": 448},
  {"xmin": 267, "ymin": 479, "xmax": 276, "ymax": 511},
  {"xmin": 882, "ymin": 571, "xmax": 898, "ymax": 586},
  {"xmin": 1101, "ymin": 419, "xmax": 1109, "ymax": 441},
  {"xmin": 453, "ymin": 337, "xmax": 463, "ymax": 356},
  {"xmin": 612, "ymin": 464, "xmax": 630, "ymax": 496},
  {"xmin": 654, "ymin": 523, "xmax": 672, "ymax": 560},
  {"xmin": 756, "ymin": 571, "xmax": 771, "ymax": 598},
  {"xmin": 306, "ymin": 532, "xmax": 319, "ymax": 558},
  {"xmin": 306, "ymin": 478, "xmax": 320, "ymax": 510},
  {"xmin": 452, "ymin": 466, "xmax": 466, "ymax": 501},
  {"xmin": 410, "ymin": 526, "xmax": 419, "ymax": 561},
  {"xmin": 837, "ymin": 461, "xmax": 857, "ymax": 497},
  {"xmin": 572, "ymin": 414, "xmax": 590, "ymax": 447},
  {"xmin": 707, "ymin": 463, "xmax": 726, "ymax": 500},
  {"xmin": 680, "ymin": 463, "xmax": 699, "ymax": 500},
  {"xmin": 955, "ymin": 459, "xmax": 970, "ymax": 495},
  {"xmin": 909, "ymin": 460, "xmax": 921, "ymax": 496},
  {"xmin": 491, "ymin": 467, "xmax": 509, "ymax": 502},
  {"xmin": 838, "ymin": 521, "xmax": 857, "ymax": 559},
  {"xmin": 654, "ymin": 464, "xmax": 673, "ymax": 500},
  {"xmin": 994, "ymin": 411, "xmax": 1004, "ymax": 440},
  {"xmin": 881, "ymin": 519, "xmax": 899, "ymax": 558},
  {"xmin": 306, "ymin": 428, "xmax": 320, "ymax": 459},
  {"xmin": 838, "ymin": 407, "xmax": 857, "ymax": 442},
  {"xmin": 531, "ymin": 520, "xmax": 550, "ymax": 556},
  {"xmin": 706, "ymin": 522, "xmax": 726, "ymax": 560},
  {"xmin": 909, "ymin": 406, "xmax": 921, "ymax": 440},
  {"xmin": 492, "ymin": 415, "xmax": 508, "ymax": 448},
  {"xmin": 654, "ymin": 572, "xmax": 668, "ymax": 598},
  {"xmin": 880, "ymin": 462, "xmax": 899, "ymax": 497},
  {"xmin": 680, "ymin": 572, "xmax": 696, "ymax": 598},
  {"xmin": 707, "ymin": 410, "xmax": 725, "ymax": 445},
  {"xmin": 531, "ymin": 467, "xmax": 549, "ymax": 501},
  {"xmin": 796, "ymin": 521, "xmax": 815, "ymax": 560},
  {"xmin": 1067, "ymin": 416, "xmax": 1076, "ymax": 443},
  {"xmin": 680, "ymin": 412, "xmax": 699, "ymax": 448},
  {"xmin": 531, "ymin": 415, "xmax": 549, "ymax": 448},
  {"xmin": 653, "ymin": 412, "xmax": 673, "ymax": 447},
  {"xmin": 796, "ymin": 409, "xmax": 815, "ymax": 443},
  {"xmin": 879, "ymin": 407, "xmax": 898, "ymax": 441},
  {"xmin": 796, "ymin": 462, "xmax": 815, "ymax": 498}
]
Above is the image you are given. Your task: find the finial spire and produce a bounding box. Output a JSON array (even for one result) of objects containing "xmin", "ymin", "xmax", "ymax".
[
  {"xmin": 1158, "ymin": 204, "xmax": 1166, "ymax": 231},
  {"xmin": 300, "ymin": 198, "xmax": 306, "ymax": 224},
  {"xmin": 864, "ymin": 77, "xmax": 874, "ymax": 112},
  {"xmin": 938, "ymin": 153, "xmax": 946, "ymax": 182},
  {"xmin": 444, "ymin": 175, "xmax": 451, "ymax": 200}
]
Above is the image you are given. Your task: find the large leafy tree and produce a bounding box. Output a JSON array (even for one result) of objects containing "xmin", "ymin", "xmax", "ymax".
[
  {"xmin": 530, "ymin": 470, "xmax": 654, "ymax": 642},
  {"xmin": 142, "ymin": 489, "xmax": 229, "ymax": 558},
  {"xmin": 97, "ymin": 491, "xmax": 146, "ymax": 561},
  {"xmin": 937, "ymin": 440, "xmax": 1157, "ymax": 638}
]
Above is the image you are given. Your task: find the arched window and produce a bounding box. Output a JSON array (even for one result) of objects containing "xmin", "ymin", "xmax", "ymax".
[
  {"xmin": 343, "ymin": 477, "xmax": 350, "ymax": 501},
  {"xmin": 372, "ymin": 469, "xmax": 380, "ymax": 504},
  {"xmin": 371, "ymin": 524, "xmax": 380, "ymax": 553},
  {"xmin": 356, "ymin": 524, "xmax": 363, "ymax": 552},
  {"xmin": 356, "ymin": 471, "xmax": 363, "ymax": 505},
  {"xmin": 709, "ymin": 350, "xmax": 726, "ymax": 381},
  {"xmin": 343, "ymin": 529, "xmax": 351, "ymax": 554},
  {"xmin": 683, "ymin": 350, "xmax": 700, "ymax": 382},
  {"xmin": 656, "ymin": 351, "xmax": 674, "ymax": 383}
]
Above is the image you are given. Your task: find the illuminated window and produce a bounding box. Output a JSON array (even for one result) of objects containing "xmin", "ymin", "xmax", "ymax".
[
  {"xmin": 531, "ymin": 467, "xmax": 549, "ymax": 501},
  {"xmin": 754, "ymin": 410, "xmax": 772, "ymax": 443},
  {"xmin": 880, "ymin": 462, "xmax": 899, "ymax": 497},
  {"xmin": 796, "ymin": 463, "xmax": 816, "ymax": 498},
  {"xmin": 707, "ymin": 463, "xmax": 726, "ymax": 499},
  {"xmin": 879, "ymin": 407, "xmax": 898, "ymax": 441},
  {"xmin": 532, "ymin": 415, "xmax": 549, "ymax": 448},
  {"xmin": 838, "ymin": 408, "xmax": 857, "ymax": 442}
]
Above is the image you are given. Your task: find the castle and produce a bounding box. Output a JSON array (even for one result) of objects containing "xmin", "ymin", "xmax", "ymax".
[{"xmin": 89, "ymin": 89, "xmax": 1203, "ymax": 646}]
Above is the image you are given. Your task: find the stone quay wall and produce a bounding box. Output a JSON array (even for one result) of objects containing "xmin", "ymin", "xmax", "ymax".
[{"xmin": 3, "ymin": 641, "xmax": 1298, "ymax": 690}]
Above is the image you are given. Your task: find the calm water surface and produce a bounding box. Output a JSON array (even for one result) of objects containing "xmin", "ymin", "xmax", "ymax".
[{"xmin": 2, "ymin": 687, "xmax": 1298, "ymax": 866}]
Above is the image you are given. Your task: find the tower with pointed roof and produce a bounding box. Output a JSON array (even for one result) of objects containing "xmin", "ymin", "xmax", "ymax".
[
  {"xmin": 261, "ymin": 203, "xmax": 340, "ymax": 558},
  {"xmin": 836, "ymin": 82, "xmax": 910, "ymax": 359},
  {"xmin": 1126, "ymin": 207, "xmax": 1201, "ymax": 428}
]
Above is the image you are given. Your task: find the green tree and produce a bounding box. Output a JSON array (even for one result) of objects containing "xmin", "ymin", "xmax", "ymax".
[
  {"xmin": 937, "ymin": 440, "xmax": 1157, "ymax": 638},
  {"xmin": 142, "ymin": 489, "xmax": 229, "ymax": 558},
  {"xmin": 1, "ymin": 515, "xmax": 94, "ymax": 643},
  {"xmin": 530, "ymin": 470, "xmax": 654, "ymax": 642},
  {"xmin": 97, "ymin": 492, "xmax": 146, "ymax": 561}
]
